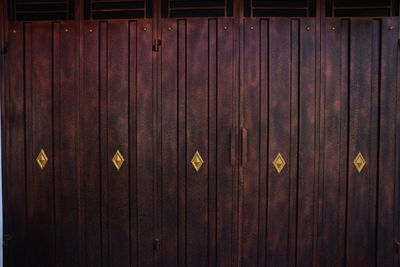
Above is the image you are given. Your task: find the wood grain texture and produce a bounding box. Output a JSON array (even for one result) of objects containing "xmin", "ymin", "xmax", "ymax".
[{"xmin": 2, "ymin": 15, "xmax": 400, "ymax": 267}]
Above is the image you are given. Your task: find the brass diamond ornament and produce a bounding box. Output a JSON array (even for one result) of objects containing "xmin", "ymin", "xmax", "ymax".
[
  {"xmin": 191, "ymin": 151, "xmax": 204, "ymax": 172},
  {"xmin": 353, "ymin": 152, "xmax": 366, "ymax": 173},
  {"xmin": 272, "ymin": 153, "xmax": 286, "ymax": 174},
  {"xmin": 112, "ymin": 150, "xmax": 125, "ymax": 171},
  {"xmin": 36, "ymin": 149, "xmax": 48, "ymax": 170}
]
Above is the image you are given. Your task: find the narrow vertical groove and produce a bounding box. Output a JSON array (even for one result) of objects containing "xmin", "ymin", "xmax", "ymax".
[
  {"xmin": 257, "ymin": 18, "xmax": 262, "ymax": 267},
  {"xmin": 127, "ymin": 21, "xmax": 131, "ymax": 267},
  {"xmin": 373, "ymin": 19, "xmax": 383, "ymax": 267},
  {"xmin": 295, "ymin": 19, "xmax": 301, "ymax": 267},
  {"xmin": 344, "ymin": 19, "xmax": 351, "ymax": 267},
  {"xmin": 52, "ymin": 22, "xmax": 58, "ymax": 266}
]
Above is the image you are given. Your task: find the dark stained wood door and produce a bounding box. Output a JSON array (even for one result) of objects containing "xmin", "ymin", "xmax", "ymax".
[
  {"xmin": 2, "ymin": 15, "xmax": 400, "ymax": 267},
  {"xmin": 159, "ymin": 18, "xmax": 238, "ymax": 267},
  {"xmin": 81, "ymin": 20, "xmax": 155, "ymax": 267},
  {"xmin": 319, "ymin": 17, "xmax": 400, "ymax": 267},
  {"xmin": 240, "ymin": 18, "xmax": 318, "ymax": 267},
  {"xmin": 4, "ymin": 21, "xmax": 79, "ymax": 267}
]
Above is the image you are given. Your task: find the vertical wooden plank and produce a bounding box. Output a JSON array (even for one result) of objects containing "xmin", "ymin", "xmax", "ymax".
[
  {"xmin": 377, "ymin": 17, "xmax": 398, "ymax": 267},
  {"xmin": 337, "ymin": 19, "xmax": 350, "ymax": 267},
  {"xmin": 288, "ymin": 18, "xmax": 299, "ymax": 267},
  {"xmin": 99, "ymin": 21, "xmax": 109, "ymax": 267},
  {"xmin": 160, "ymin": 18, "xmax": 179, "ymax": 267},
  {"xmin": 136, "ymin": 19, "xmax": 154, "ymax": 267},
  {"xmin": 107, "ymin": 20, "xmax": 130, "ymax": 267},
  {"xmin": 186, "ymin": 19, "xmax": 209, "ymax": 267},
  {"xmin": 5, "ymin": 22, "xmax": 27, "ymax": 267},
  {"xmin": 266, "ymin": 18, "xmax": 291, "ymax": 267},
  {"xmin": 368, "ymin": 18, "xmax": 380, "ymax": 266},
  {"xmin": 208, "ymin": 18, "xmax": 217, "ymax": 267},
  {"xmin": 81, "ymin": 21, "xmax": 101, "ymax": 267},
  {"xmin": 396, "ymin": 17, "xmax": 400, "ymax": 267},
  {"xmin": 242, "ymin": 17, "xmax": 260, "ymax": 267},
  {"xmin": 54, "ymin": 22, "xmax": 79, "ymax": 267},
  {"xmin": 27, "ymin": 22, "xmax": 55, "ymax": 267},
  {"xmin": 258, "ymin": 18, "xmax": 269, "ymax": 267},
  {"xmin": 177, "ymin": 19, "xmax": 187, "ymax": 267},
  {"xmin": 296, "ymin": 18, "xmax": 316, "ymax": 267},
  {"xmin": 346, "ymin": 20, "xmax": 374, "ymax": 267},
  {"xmin": 216, "ymin": 17, "xmax": 234, "ymax": 267},
  {"xmin": 318, "ymin": 18, "xmax": 348, "ymax": 267},
  {"xmin": 129, "ymin": 20, "xmax": 138, "ymax": 267}
]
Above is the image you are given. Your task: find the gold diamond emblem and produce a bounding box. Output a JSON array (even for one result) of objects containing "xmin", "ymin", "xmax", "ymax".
[
  {"xmin": 36, "ymin": 149, "xmax": 48, "ymax": 170},
  {"xmin": 272, "ymin": 153, "xmax": 286, "ymax": 174},
  {"xmin": 112, "ymin": 150, "xmax": 125, "ymax": 171},
  {"xmin": 353, "ymin": 152, "xmax": 366, "ymax": 173},
  {"xmin": 191, "ymin": 151, "xmax": 204, "ymax": 172}
]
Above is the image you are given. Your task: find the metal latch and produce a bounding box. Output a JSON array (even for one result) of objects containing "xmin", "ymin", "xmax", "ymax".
[
  {"xmin": 395, "ymin": 241, "xmax": 400, "ymax": 254},
  {"xmin": 153, "ymin": 238, "xmax": 161, "ymax": 250},
  {"xmin": 153, "ymin": 40, "xmax": 161, "ymax": 52}
]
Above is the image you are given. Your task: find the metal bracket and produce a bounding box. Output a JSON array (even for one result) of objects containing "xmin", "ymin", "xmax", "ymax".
[
  {"xmin": 153, "ymin": 238, "xmax": 161, "ymax": 250},
  {"xmin": 153, "ymin": 39, "xmax": 161, "ymax": 52},
  {"xmin": 395, "ymin": 241, "xmax": 400, "ymax": 254}
]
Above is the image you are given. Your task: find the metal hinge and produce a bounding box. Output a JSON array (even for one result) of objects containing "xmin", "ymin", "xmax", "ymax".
[
  {"xmin": 395, "ymin": 241, "xmax": 400, "ymax": 254},
  {"xmin": 153, "ymin": 238, "xmax": 161, "ymax": 250},
  {"xmin": 153, "ymin": 39, "xmax": 161, "ymax": 52},
  {"xmin": 1, "ymin": 42, "xmax": 8, "ymax": 54},
  {"xmin": 3, "ymin": 234, "xmax": 12, "ymax": 247}
]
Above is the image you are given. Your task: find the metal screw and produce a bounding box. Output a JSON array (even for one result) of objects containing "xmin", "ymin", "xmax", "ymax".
[
  {"xmin": 388, "ymin": 26, "xmax": 394, "ymax": 30},
  {"xmin": 223, "ymin": 26, "xmax": 228, "ymax": 30},
  {"xmin": 306, "ymin": 26, "xmax": 311, "ymax": 31},
  {"xmin": 143, "ymin": 27, "xmax": 148, "ymax": 32},
  {"xmin": 168, "ymin": 27, "xmax": 173, "ymax": 31},
  {"xmin": 331, "ymin": 26, "xmax": 336, "ymax": 31},
  {"xmin": 89, "ymin": 28, "xmax": 94, "ymax": 33},
  {"xmin": 64, "ymin": 28, "xmax": 70, "ymax": 33},
  {"xmin": 12, "ymin": 29, "xmax": 16, "ymax": 33},
  {"xmin": 250, "ymin": 26, "xmax": 254, "ymax": 30}
]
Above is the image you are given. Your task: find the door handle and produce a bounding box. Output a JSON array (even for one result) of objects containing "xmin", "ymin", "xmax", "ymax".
[{"xmin": 241, "ymin": 128, "xmax": 248, "ymax": 167}]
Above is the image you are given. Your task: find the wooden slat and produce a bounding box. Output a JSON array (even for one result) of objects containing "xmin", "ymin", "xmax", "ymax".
[
  {"xmin": 242, "ymin": 17, "xmax": 261, "ymax": 267},
  {"xmin": 81, "ymin": 21, "xmax": 101, "ymax": 267},
  {"xmin": 5, "ymin": 22, "xmax": 27, "ymax": 267},
  {"xmin": 27, "ymin": 22, "xmax": 55, "ymax": 267},
  {"xmin": 107, "ymin": 20, "xmax": 130, "ymax": 266},
  {"xmin": 160, "ymin": 18, "xmax": 179, "ymax": 267},
  {"xmin": 186, "ymin": 19, "xmax": 209, "ymax": 267},
  {"xmin": 216, "ymin": 17, "xmax": 234, "ymax": 267},
  {"xmin": 54, "ymin": 21, "xmax": 79, "ymax": 267},
  {"xmin": 136, "ymin": 19, "xmax": 154, "ymax": 267},
  {"xmin": 377, "ymin": 17, "xmax": 398, "ymax": 267}
]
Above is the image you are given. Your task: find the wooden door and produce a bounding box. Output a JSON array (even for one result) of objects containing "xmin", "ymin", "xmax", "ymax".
[
  {"xmin": 4, "ymin": 21, "xmax": 79, "ymax": 267},
  {"xmin": 81, "ymin": 20, "xmax": 155, "ymax": 267},
  {"xmin": 159, "ymin": 18, "xmax": 238, "ymax": 267},
  {"xmin": 240, "ymin": 18, "xmax": 318, "ymax": 267},
  {"xmin": 319, "ymin": 17, "xmax": 400, "ymax": 267}
]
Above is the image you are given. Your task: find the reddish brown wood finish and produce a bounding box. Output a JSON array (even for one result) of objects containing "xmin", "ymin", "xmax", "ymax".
[
  {"xmin": 160, "ymin": 18, "xmax": 237, "ymax": 267},
  {"xmin": 2, "ymin": 15, "xmax": 400, "ymax": 267},
  {"xmin": 319, "ymin": 17, "xmax": 400, "ymax": 267},
  {"xmin": 241, "ymin": 18, "xmax": 317, "ymax": 267}
]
